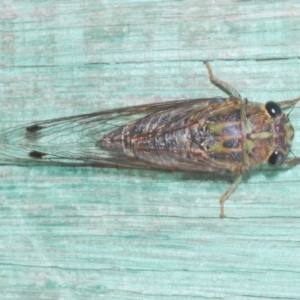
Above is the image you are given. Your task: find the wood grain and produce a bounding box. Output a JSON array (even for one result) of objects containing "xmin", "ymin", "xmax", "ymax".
[{"xmin": 1, "ymin": 1, "xmax": 300, "ymax": 299}]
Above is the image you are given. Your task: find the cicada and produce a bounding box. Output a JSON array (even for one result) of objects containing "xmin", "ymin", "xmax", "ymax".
[{"xmin": 1, "ymin": 62, "xmax": 299, "ymax": 218}]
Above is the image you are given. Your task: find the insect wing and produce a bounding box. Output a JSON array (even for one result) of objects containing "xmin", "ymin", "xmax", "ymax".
[{"xmin": 0, "ymin": 98, "xmax": 220, "ymax": 169}]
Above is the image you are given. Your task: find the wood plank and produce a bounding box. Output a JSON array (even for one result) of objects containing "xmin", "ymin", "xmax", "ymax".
[{"xmin": 1, "ymin": 1, "xmax": 300, "ymax": 298}]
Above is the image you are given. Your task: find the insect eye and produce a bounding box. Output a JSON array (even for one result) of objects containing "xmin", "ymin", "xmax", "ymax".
[
  {"xmin": 268, "ymin": 150, "xmax": 284, "ymax": 166},
  {"xmin": 265, "ymin": 101, "xmax": 282, "ymax": 118}
]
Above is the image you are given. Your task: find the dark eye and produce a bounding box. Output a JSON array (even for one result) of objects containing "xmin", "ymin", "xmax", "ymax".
[
  {"xmin": 268, "ymin": 150, "xmax": 284, "ymax": 166},
  {"xmin": 265, "ymin": 101, "xmax": 282, "ymax": 118}
]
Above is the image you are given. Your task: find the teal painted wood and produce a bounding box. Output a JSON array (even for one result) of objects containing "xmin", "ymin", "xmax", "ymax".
[{"xmin": 1, "ymin": 1, "xmax": 300, "ymax": 299}]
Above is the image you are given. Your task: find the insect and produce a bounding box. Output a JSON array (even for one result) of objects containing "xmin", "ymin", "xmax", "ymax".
[{"xmin": 0, "ymin": 62, "xmax": 299, "ymax": 218}]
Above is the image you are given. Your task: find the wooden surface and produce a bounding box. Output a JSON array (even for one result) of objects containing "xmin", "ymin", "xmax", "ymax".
[{"xmin": 1, "ymin": 1, "xmax": 300, "ymax": 299}]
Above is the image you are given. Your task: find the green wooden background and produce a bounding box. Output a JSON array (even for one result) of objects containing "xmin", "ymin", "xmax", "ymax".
[{"xmin": 1, "ymin": 1, "xmax": 300, "ymax": 299}]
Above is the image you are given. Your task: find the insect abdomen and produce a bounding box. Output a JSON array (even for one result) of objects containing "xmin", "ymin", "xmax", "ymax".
[{"xmin": 100, "ymin": 109, "xmax": 194, "ymax": 165}]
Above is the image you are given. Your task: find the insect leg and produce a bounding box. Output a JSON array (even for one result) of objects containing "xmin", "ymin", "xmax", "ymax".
[
  {"xmin": 204, "ymin": 62, "xmax": 241, "ymax": 98},
  {"xmin": 282, "ymin": 157, "xmax": 300, "ymax": 166},
  {"xmin": 219, "ymin": 174, "xmax": 243, "ymax": 218},
  {"xmin": 279, "ymin": 97, "xmax": 300, "ymax": 109}
]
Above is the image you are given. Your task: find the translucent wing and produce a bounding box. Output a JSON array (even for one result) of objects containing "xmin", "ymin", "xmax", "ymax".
[{"xmin": 0, "ymin": 98, "xmax": 224, "ymax": 171}]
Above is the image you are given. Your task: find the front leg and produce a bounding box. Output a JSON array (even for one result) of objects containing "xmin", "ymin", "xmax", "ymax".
[
  {"xmin": 279, "ymin": 97, "xmax": 300, "ymax": 109},
  {"xmin": 204, "ymin": 62, "xmax": 241, "ymax": 98},
  {"xmin": 282, "ymin": 157, "xmax": 300, "ymax": 166}
]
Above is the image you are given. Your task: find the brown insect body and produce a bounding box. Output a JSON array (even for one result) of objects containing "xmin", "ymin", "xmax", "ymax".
[{"xmin": 100, "ymin": 96, "xmax": 295, "ymax": 175}]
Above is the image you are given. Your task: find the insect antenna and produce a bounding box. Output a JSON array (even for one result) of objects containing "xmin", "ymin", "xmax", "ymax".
[
  {"xmin": 289, "ymin": 149, "xmax": 296, "ymax": 158},
  {"xmin": 287, "ymin": 105, "xmax": 297, "ymax": 117},
  {"xmin": 287, "ymin": 97, "xmax": 300, "ymax": 117}
]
